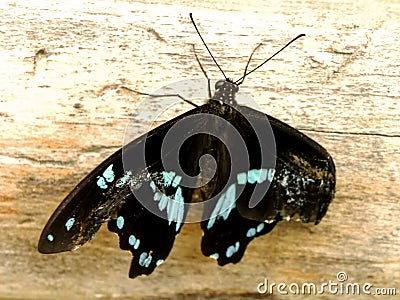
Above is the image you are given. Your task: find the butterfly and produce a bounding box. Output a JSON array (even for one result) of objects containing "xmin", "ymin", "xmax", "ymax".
[{"xmin": 38, "ymin": 14, "xmax": 335, "ymax": 279}]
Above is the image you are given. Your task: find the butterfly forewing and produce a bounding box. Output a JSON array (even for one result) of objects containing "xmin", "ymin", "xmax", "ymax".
[{"xmin": 38, "ymin": 105, "xmax": 205, "ymax": 255}]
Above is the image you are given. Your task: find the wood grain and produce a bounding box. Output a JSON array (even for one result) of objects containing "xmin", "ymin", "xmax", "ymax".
[{"xmin": 0, "ymin": 0, "xmax": 399, "ymax": 299}]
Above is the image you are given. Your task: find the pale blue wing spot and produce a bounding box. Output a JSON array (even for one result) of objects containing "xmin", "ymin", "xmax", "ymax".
[
  {"xmin": 226, "ymin": 242, "xmax": 240, "ymax": 258},
  {"xmin": 207, "ymin": 192, "xmax": 225, "ymax": 230},
  {"xmin": 139, "ymin": 252, "xmax": 148, "ymax": 267},
  {"xmin": 158, "ymin": 194, "xmax": 169, "ymax": 211},
  {"xmin": 116, "ymin": 170, "xmax": 132, "ymax": 188},
  {"xmin": 207, "ymin": 183, "xmax": 236, "ymax": 230},
  {"xmin": 257, "ymin": 169, "xmax": 268, "ymax": 183},
  {"xmin": 171, "ymin": 175, "xmax": 182, "ymax": 188},
  {"xmin": 149, "ymin": 181, "xmax": 156, "ymax": 192},
  {"xmin": 174, "ymin": 187, "xmax": 185, "ymax": 231},
  {"xmin": 209, "ymin": 253, "xmax": 219, "ymax": 260},
  {"xmin": 116, "ymin": 216, "xmax": 124, "ymax": 230},
  {"xmin": 166, "ymin": 187, "xmax": 185, "ymax": 231},
  {"xmin": 128, "ymin": 235, "xmax": 136, "ymax": 246},
  {"xmin": 226, "ymin": 245, "xmax": 235, "ymax": 258},
  {"xmin": 247, "ymin": 169, "xmax": 261, "ymax": 184},
  {"xmin": 47, "ymin": 234, "xmax": 54, "ymax": 242},
  {"xmin": 103, "ymin": 164, "xmax": 115, "ymax": 183},
  {"xmin": 144, "ymin": 254, "xmax": 152, "ymax": 268},
  {"xmin": 234, "ymin": 241, "xmax": 240, "ymax": 252},
  {"xmin": 162, "ymin": 171, "xmax": 176, "ymax": 187},
  {"xmin": 65, "ymin": 217, "xmax": 75, "ymax": 232},
  {"xmin": 134, "ymin": 239, "xmax": 140, "ymax": 250},
  {"xmin": 237, "ymin": 172, "xmax": 247, "ymax": 185},
  {"xmin": 246, "ymin": 228, "xmax": 256, "ymax": 238},
  {"xmin": 268, "ymin": 169, "xmax": 276, "ymax": 182},
  {"xmin": 153, "ymin": 192, "xmax": 162, "ymax": 202},
  {"xmin": 97, "ymin": 177, "xmax": 107, "ymax": 189},
  {"xmin": 156, "ymin": 259, "xmax": 164, "ymax": 266},
  {"xmin": 256, "ymin": 223, "xmax": 265, "ymax": 233},
  {"xmin": 207, "ymin": 216, "xmax": 216, "ymax": 230},
  {"xmin": 220, "ymin": 184, "xmax": 236, "ymax": 221}
]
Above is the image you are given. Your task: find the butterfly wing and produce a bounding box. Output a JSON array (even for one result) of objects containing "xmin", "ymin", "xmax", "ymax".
[
  {"xmin": 198, "ymin": 103, "xmax": 335, "ymax": 265},
  {"xmin": 201, "ymin": 207, "xmax": 278, "ymax": 266},
  {"xmin": 38, "ymin": 104, "xmax": 210, "ymax": 277},
  {"xmin": 234, "ymin": 105, "xmax": 336, "ymax": 224}
]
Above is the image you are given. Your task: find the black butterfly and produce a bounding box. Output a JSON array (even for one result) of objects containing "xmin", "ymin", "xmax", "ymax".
[{"xmin": 38, "ymin": 14, "xmax": 335, "ymax": 279}]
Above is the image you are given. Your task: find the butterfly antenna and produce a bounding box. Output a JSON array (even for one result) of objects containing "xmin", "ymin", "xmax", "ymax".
[
  {"xmin": 192, "ymin": 44, "xmax": 212, "ymax": 98},
  {"xmin": 190, "ymin": 13, "xmax": 228, "ymax": 80},
  {"xmin": 237, "ymin": 43, "xmax": 263, "ymax": 86},
  {"xmin": 235, "ymin": 34, "xmax": 305, "ymax": 84}
]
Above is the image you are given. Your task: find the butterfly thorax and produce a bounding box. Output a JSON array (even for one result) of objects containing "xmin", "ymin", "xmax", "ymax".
[{"xmin": 211, "ymin": 79, "xmax": 239, "ymax": 106}]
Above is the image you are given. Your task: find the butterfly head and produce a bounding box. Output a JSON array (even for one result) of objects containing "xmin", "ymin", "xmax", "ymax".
[{"xmin": 213, "ymin": 79, "xmax": 239, "ymax": 105}]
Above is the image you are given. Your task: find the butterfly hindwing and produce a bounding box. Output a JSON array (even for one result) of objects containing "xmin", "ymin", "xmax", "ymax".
[
  {"xmin": 201, "ymin": 212, "xmax": 278, "ymax": 266},
  {"xmin": 106, "ymin": 165, "xmax": 193, "ymax": 278}
]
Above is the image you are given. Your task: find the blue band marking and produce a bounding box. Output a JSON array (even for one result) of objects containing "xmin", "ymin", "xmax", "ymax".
[
  {"xmin": 166, "ymin": 187, "xmax": 185, "ymax": 232},
  {"xmin": 267, "ymin": 169, "xmax": 275, "ymax": 182},
  {"xmin": 172, "ymin": 175, "xmax": 182, "ymax": 188},
  {"xmin": 237, "ymin": 172, "xmax": 247, "ymax": 184},
  {"xmin": 256, "ymin": 223, "xmax": 265, "ymax": 233},
  {"xmin": 149, "ymin": 181, "xmax": 156, "ymax": 192},
  {"xmin": 162, "ymin": 171, "xmax": 176, "ymax": 187},
  {"xmin": 150, "ymin": 171, "xmax": 185, "ymax": 231},
  {"xmin": 65, "ymin": 217, "xmax": 75, "ymax": 232},
  {"xmin": 207, "ymin": 183, "xmax": 236, "ymax": 230},
  {"xmin": 159, "ymin": 194, "xmax": 169, "ymax": 211},
  {"xmin": 47, "ymin": 234, "xmax": 54, "ymax": 242},
  {"xmin": 116, "ymin": 216, "xmax": 124, "ymax": 230},
  {"xmin": 153, "ymin": 192, "xmax": 162, "ymax": 202},
  {"xmin": 238, "ymin": 168, "xmax": 276, "ymax": 185}
]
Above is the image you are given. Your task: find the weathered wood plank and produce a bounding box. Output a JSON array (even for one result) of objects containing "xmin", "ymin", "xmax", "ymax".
[{"xmin": 0, "ymin": 0, "xmax": 399, "ymax": 299}]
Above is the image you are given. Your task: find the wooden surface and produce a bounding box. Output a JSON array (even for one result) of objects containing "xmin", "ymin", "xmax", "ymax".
[{"xmin": 1, "ymin": 0, "xmax": 399, "ymax": 299}]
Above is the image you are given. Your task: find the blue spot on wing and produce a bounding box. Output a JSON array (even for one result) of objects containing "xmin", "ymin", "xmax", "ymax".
[
  {"xmin": 116, "ymin": 216, "xmax": 124, "ymax": 230},
  {"xmin": 162, "ymin": 171, "xmax": 176, "ymax": 187},
  {"xmin": 103, "ymin": 164, "xmax": 115, "ymax": 183},
  {"xmin": 138, "ymin": 252, "xmax": 152, "ymax": 268},
  {"xmin": 246, "ymin": 228, "xmax": 256, "ymax": 238},
  {"xmin": 96, "ymin": 177, "xmax": 107, "ymax": 189},
  {"xmin": 226, "ymin": 242, "xmax": 240, "ymax": 258},
  {"xmin": 65, "ymin": 217, "xmax": 75, "ymax": 231}
]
